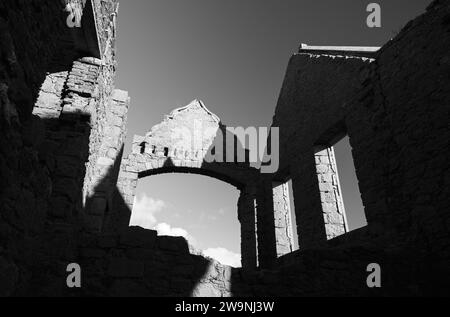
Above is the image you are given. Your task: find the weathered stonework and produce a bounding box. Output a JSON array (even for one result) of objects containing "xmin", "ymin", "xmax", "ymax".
[
  {"xmin": 315, "ymin": 147, "xmax": 347, "ymax": 239},
  {"xmin": 272, "ymin": 182, "xmax": 295, "ymax": 256},
  {"xmin": 260, "ymin": 0, "xmax": 450, "ymax": 292},
  {"xmin": 0, "ymin": 0, "xmax": 449, "ymax": 297},
  {"xmin": 106, "ymin": 99, "xmax": 260, "ymax": 269}
]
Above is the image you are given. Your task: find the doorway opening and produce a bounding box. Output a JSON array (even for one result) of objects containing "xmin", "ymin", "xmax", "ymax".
[{"xmin": 130, "ymin": 173, "xmax": 242, "ymax": 267}]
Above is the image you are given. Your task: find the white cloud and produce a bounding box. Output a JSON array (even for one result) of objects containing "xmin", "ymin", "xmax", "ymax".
[
  {"xmin": 130, "ymin": 194, "xmax": 166, "ymax": 229},
  {"xmin": 203, "ymin": 248, "xmax": 241, "ymax": 268},
  {"xmin": 154, "ymin": 222, "xmax": 197, "ymax": 247}
]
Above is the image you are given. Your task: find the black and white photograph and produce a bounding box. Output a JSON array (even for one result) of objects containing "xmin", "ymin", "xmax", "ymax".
[{"xmin": 0, "ymin": 0, "xmax": 449, "ymax": 304}]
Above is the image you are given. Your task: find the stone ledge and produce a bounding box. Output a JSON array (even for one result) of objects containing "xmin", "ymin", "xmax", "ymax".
[{"xmin": 298, "ymin": 43, "xmax": 380, "ymax": 59}]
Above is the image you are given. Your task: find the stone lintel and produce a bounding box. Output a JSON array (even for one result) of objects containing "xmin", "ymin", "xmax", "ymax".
[{"xmin": 298, "ymin": 43, "xmax": 381, "ymax": 58}]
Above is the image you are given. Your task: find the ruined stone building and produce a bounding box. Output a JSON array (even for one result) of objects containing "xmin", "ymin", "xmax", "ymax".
[{"xmin": 0, "ymin": 0, "xmax": 449, "ymax": 296}]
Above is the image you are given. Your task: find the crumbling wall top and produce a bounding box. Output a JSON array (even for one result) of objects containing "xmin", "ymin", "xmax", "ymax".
[
  {"xmin": 298, "ymin": 43, "xmax": 380, "ymax": 59},
  {"xmin": 140, "ymin": 100, "xmax": 222, "ymax": 153}
]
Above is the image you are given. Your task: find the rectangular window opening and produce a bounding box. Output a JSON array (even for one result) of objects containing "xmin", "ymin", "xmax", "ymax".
[
  {"xmin": 315, "ymin": 133, "xmax": 367, "ymax": 240},
  {"xmin": 333, "ymin": 136, "xmax": 367, "ymax": 232}
]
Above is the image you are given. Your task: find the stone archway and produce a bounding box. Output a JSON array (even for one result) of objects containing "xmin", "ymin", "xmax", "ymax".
[{"xmin": 106, "ymin": 100, "xmax": 261, "ymax": 269}]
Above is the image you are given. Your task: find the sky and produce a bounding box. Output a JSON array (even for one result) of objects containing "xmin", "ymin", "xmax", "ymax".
[{"xmin": 115, "ymin": 0, "xmax": 431, "ymax": 267}]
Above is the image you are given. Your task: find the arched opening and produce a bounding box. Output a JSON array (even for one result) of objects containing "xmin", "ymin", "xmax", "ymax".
[{"xmin": 129, "ymin": 172, "xmax": 242, "ymax": 267}]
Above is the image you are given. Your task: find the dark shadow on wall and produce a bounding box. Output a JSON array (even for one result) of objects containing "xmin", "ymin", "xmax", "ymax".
[
  {"xmin": 136, "ymin": 122, "xmax": 256, "ymax": 188},
  {"xmin": 0, "ymin": 1, "xmax": 95, "ymax": 295},
  {"xmin": 2, "ymin": 0, "xmax": 240, "ymax": 298},
  {"xmin": 91, "ymin": 120, "xmax": 265, "ymax": 296},
  {"xmin": 9, "ymin": 116, "xmax": 213, "ymax": 296},
  {"xmin": 8, "ymin": 113, "xmax": 450, "ymax": 297},
  {"xmin": 5, "ymin": 114, "xmax": 92, "ymax": 296},
  {"xmin": 75, "ymin": 154, "xmax": 214, "ymax": 297},
  {"xmin": 3, "ymin": 0, "xmax": 450, "ymax": 297}
]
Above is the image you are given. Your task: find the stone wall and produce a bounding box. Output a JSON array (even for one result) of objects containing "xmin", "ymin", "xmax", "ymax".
[
  {"xmin": 272, "ymin": 182, "xmax": 294, "ymax": 257},
  {"xmin": 108, "ymin": 100, "xmax": 261, "ymax": 269},
  {"xmin": 0, "ymin": 0, "xmax": 129, "ymax": 296},
  {"xmin": 256, "ymin": 0, "xmax": 450, "ymax": 294},
  {"xmin": 314, "ymin": 147, "xmax": 347, "ymax": 239},
  {"xmin": 79, "ymin": 226, "xmax": 236, "ymax": 297},
  {"xmin": 269, "ymin": 50, "xmax": 375, "ymax": 251},
  {"xmin": 345, "ymin": 0, "xmax": 450, "ymax": 252},
  {"xmin": 0, "ymin": 0, "xmax": 74, "ymax": 296}
]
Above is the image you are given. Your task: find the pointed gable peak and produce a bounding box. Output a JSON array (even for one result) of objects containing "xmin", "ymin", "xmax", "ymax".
[{"xmin": 169, "ymin": 99, "xmax": 220, "ymax": 123}]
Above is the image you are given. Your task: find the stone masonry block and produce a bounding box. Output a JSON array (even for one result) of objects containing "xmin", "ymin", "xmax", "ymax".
[
  {"xmin": 120, "ymin": 226, "xmax": 158, "ymax": 249},
  {"xmin": 108, "ymin": 258, "xmax": 144, "ymax": 278},
  {"xmin": 112, "ymin": 89, "xmax": 129, "ymax": 102}
]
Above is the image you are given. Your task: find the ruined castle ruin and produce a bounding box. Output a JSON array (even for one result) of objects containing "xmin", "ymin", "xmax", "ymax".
[{"xmin": 0, "ymin": 0, "xmax": 449, "ymax": 296}]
